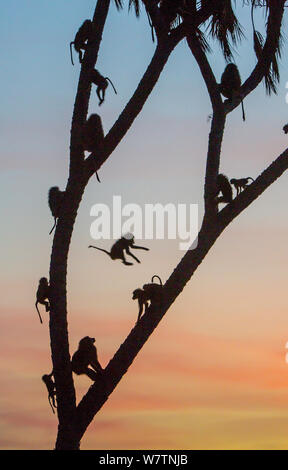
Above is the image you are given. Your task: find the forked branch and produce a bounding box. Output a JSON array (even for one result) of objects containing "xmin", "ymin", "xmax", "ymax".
[{"xmin": 84, "ymin": 2, "xmax": 219, "ymax": 179}]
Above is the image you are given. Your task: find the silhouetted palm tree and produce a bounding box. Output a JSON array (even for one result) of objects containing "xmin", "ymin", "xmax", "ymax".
[{"xmin": 45, "ymin": 0, "xmax": 288, "ymax": 449}]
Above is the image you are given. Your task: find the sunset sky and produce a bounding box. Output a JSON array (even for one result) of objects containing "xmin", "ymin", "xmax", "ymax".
[{"xmin": 1, "ymin": 0, "xmax": 288, "ymax": 449}]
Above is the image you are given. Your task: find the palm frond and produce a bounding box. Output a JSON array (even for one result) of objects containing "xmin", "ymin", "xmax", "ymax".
[
  {"xmin": 194, "ymin": 27, "xmax": 211, "ymax": 53},
  {"xmin": 114, "ymin": 0, "xmax": 123, "ymax": 10},
  {"xmin": 170, "ymin": 13, "xmax": 182, "ymax": 29},
  {"xmin": 253, "ymin": 29, "xmax": 264, "ymax": 57},
  {"xmin": 251, "ymin": 0, "xmax": 283, "ymax": 95},
  {"xmin": 207, "ymin": 0, "xmax": 244, "ymax": 60},
  {"xmin": 129, "ymin": 0, "xmax": 140, "ymax": 17}
]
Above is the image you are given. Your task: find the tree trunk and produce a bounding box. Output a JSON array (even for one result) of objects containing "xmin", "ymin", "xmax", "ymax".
[{"xmin": 49, "ymin": 176, "xmax": 87, "ymax": 450}]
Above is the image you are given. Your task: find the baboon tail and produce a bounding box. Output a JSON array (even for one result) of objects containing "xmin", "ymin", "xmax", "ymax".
[
  {"xmin": 35, "ymin": 302, "xmax": 43, "ymax": 324},
  {"xmin": 95, "ymin": 171, "xmax": 101, "ymax": 183},
  {"xmin": 48, "ymin": 397, "xmax": 55, "ymax": 414},
  {"xmin": 151, "ymin": 275, "xmax": 163, "ymax": 286},
  {"xmin": 88, "ymin": 246, "xmax": 111, "ymax": 256},
  {"xmin": 70, "ymin": 42, "xmax": 74, "ymax": 66},
  {"xmin": 106, "ymin": 78, "xmax": 117, "ymax": 95},
  {"xmin": 241, "ymin": 100, "xmax": 246, "ymax": 122},
  {"xmin": 49, "ymin": 218, "xmax": 57, "ymax": 235}
]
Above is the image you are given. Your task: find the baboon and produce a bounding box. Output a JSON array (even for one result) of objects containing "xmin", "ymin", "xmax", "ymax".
[
  {"xmin": 91, "ymin": 69, "xmax": 117, "ymax": 106},
  {"xmin": 219, "ymin": 63, "xmax": 246, "ymax": 121},
  {"xmin": 42, "ymin": 371, "xmax": 57, "ymax": 414},
  {"xmin": 215, "ymin": 174, "xmax": 233, "ymax": 204},
  {"xmin": 70, "ymin": 20, "xmax": 93, "ymax": 65},
  {"xmin": 283, "ymin": 124, "xmax": 288, "ymax": 134},
  {"xmin": 48, "ymin": 186, "xmax": 65, "ymax": 235},
  {"xmin": 71, "ymin": 336, "xmax": 103, "ymax": 381},
  {"xmin": 132, "ymin": 289, "xmax": 150, "ymax": 323},
  {"xmin": 230, "ymin": 177, "xmax": 254, "ymax": 196},
  {"xmin": 133, "ymin": 275, "xmax": 163, "ymax": 322},
  {"xmin": 35, "ymin": 277, "xmax": 50, "ymax": 324},
  {"xmin": 143, "ymin": 275, "xmax": 163, "ymax": 304},
  {"xmin": 82, "ymin": 114, "xmax": 104, "ymax": 152},
  {"xmin": 82, "ymin": 114, "xmax": 105, "ymax": 182},
  {"xmin": 89, "ymin": 234, "xmax": 149, "ymax": 266}
]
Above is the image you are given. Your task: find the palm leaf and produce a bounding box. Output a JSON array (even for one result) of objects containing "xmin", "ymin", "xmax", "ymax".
[
  {"xmin": 187, "ymin": 26, "xmax": 211, "ymax": 53},
  {"xmin": 129, "ymin": 0, "xmax": 140, "ymax": 17},
  {"xmin": 196, "ymin": 27, "xmax": 211, "ymax": 52},
  {"xmin": 251, "ymin": 0, "xmax": 283, "ymax": 95},
  {"xmin": 114, "ymin": 0, "xmax": 123, "ymax": 10},
  {"xmin": 206, "ymin": 0, "xmax": 244, "ymax": 60},
  {"xmin": 170, "ymin": 13, "xmax": 182, "ymax": 29}
]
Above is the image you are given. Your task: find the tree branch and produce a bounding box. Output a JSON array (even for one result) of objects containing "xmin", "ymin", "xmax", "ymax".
[
  {"xmin": 84, "ymin": 2, "xmax": 216, "ymax": 180},
  {"xmin": 74, "ymin": 220, "xmax": 218, "ymax": 440},
  {"xmin": 84, "ymin": 35, "xmax": 184, "ymax": 178},
  {"xmin": 74, "ymin": 145, "xmax": 288, "ymax": 441},
  {"xmin": 186, "ymin": 34, "xmax": 222, "ymax": 115},
  {"xmin": 225, "ymin": 0, "xmax": 285, "ymax": 116},
  {"xmin": 218, "ymin": 146, "xmax": 288, "ymax": 229},
  {"xmin": 186, "ymin": 35, "xmax": 226, "ymax": 219},
  {"xmin": 49, "ymin": 0, "xmax": 111, "ymax": 449},
  {"xmin": 69, "ymin": 0, "xmax": 111, "ymax": 176}
]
